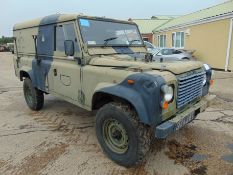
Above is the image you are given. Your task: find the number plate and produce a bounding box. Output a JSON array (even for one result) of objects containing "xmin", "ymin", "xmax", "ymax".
[{"xmin": 174, "ymin": 111, "xmax": 196, "ymax": 131}]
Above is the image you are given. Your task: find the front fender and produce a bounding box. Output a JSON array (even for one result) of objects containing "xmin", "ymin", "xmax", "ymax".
[
  {"xmin": 95, "ymin": 84, "xmax": 150, "ymax": 124},
  {"xmin": 20, "ymin": 66, "xmax": 36, "ymax": 86},
  {"xmin": 93, "ymin": 73, "xmax": 166, "ymax": 125}
]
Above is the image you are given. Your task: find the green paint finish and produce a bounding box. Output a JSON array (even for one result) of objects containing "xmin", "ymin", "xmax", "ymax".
[{"xmin": 102, "ymin": 118, "xmax": 129, "ymax": 154}]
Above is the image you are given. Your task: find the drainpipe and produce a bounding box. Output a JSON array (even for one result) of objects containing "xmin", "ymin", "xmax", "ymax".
[{"xmin": 225, "ymin": 18, "xmax": 233, "ymax": 71}]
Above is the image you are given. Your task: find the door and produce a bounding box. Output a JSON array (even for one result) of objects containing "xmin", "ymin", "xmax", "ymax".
[
  {"xmin": 51, "ymin": 22, "xmax": 82, "ymax": 103},
  {"xmin": 33, "ymin": 24, "xmax": 55, "ymax": 92}
]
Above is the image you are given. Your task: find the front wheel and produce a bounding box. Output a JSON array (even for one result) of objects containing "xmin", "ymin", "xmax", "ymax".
[
  {"xmin": 23, "ymin": 78, "xmax": 44, "ymax": 111},
  {"xmin": 95, "ymin": 102, "xmax": 152, "ymax": 167}
]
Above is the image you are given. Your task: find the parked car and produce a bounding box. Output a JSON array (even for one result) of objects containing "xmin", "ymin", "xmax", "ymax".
[
  {"xmin": 150, "ymin": 48, "xmax": 195, "ymax": 61},
  {"xmin": 7, "ymin": 43, "xmax": 14, "ymax": 54},
  {"xmin": 144, "ymin": 41, "xmax": 156, "ymax": 51},
  {"xmin": 0, "ymin": 45, "xmax": 9, "ymax": 52}
]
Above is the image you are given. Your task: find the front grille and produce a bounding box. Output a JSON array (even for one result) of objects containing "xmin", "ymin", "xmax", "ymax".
[{"xmin": 177, "ymin": 70, "xmax": 205, "ymax": 108}]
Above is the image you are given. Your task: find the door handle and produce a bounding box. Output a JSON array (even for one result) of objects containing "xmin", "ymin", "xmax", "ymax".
[{"xmin": 53, "ymin": 69, "xmax": 57, "ymax": 76}]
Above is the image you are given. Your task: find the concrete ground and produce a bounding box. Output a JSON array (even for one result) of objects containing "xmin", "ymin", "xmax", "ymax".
[{"xmin": 0, "ymin": 52, "xmax": 233, "ymax": 175}]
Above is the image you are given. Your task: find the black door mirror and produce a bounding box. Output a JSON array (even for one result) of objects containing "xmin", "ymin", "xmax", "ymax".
[{"xmin": 64, "ymin": 40, "xmax": 74, "ymax": 56}]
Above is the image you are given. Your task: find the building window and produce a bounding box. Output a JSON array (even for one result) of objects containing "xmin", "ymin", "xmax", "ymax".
[
  {"xmin": 172, "ymin": 32, "xmax": 184, "ymax": 48},
  {"xmin": 157, "ymin": 35, "xmax": 166, "ymax": 47}
]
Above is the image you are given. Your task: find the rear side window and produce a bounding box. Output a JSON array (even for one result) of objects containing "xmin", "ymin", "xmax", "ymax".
[
  {"xmin": 55, "ymin": 23, "xmax": 80, "ymax": 53},
  {"xmin": 56, "ymin": 26, "xmax": 65, "ymax": 51},
  {"xmin": 37, "ymin": 25, "xmax": 54, "ymax": 56}
]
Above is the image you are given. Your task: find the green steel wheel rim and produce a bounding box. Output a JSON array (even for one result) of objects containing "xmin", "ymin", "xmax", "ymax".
[{"xmin": 102, "ymin": 118, "xmax": 129, "ymax": 154}]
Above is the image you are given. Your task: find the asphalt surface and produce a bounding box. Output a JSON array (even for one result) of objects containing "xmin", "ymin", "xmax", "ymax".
[{"xmin": 0, "ymin": 52, "xmax": 233, "ymax": 175}]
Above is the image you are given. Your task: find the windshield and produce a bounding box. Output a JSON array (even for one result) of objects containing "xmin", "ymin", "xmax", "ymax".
[
  {"xmin": 78, "ymin": 18, "xmax": 143, "ymax": 47},
  {"xmin": 144, "ymin": 41, "xmax": 154, "ymax": 49}
]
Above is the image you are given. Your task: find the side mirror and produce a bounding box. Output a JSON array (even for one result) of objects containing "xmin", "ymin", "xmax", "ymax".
[{"xmin": 64, "ymin": 40, "xmax": 74, "ymax": 56}]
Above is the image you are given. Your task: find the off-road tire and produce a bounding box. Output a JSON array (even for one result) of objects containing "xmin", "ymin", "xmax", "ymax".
[
  {"xmin": 23, "ymin": 78, "xmax": 44, "ymax": 111},
  {"xmin": 95, "ymin": 102, "xmax": 152, "ymax": 167}
]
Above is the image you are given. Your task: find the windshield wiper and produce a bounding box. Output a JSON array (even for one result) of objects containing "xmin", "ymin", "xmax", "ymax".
[
  {"xmin": 128, "ymin": 39, "xmax": 141, "ymax": 46},
  {"xmin": 103, "ymin": 37, "xmax": 118, "ymax": 47}
]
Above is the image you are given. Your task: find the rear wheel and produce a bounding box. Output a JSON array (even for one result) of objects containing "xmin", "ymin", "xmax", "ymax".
[
  {"xmin": 23, "ymin": 78, "xmax": 44, "ymax": 111},
  {"xmin": 95, "ymin": 102, "xmax": 152, "ymax": 167}
]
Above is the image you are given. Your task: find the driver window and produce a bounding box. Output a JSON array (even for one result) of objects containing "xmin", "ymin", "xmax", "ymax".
[
  {"xmin": 55, "ymin": 23, "xmax": 80, "ymax": 55},
  {"xmin": 161, "ymin": 49, "xmax": 173, "ymax": 55}
]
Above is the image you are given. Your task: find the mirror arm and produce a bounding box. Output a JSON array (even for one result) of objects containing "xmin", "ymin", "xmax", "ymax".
[
  {"xmin": 32, "ymin": 35, "xmax": 41, "ymax": 64},
  {"xmin": 75, "ymin": 57, "xmax": 82, "ymax": 65},
  {"xmin": 83, "ymin": 43, "xmax": 88, "ymax": 53}
]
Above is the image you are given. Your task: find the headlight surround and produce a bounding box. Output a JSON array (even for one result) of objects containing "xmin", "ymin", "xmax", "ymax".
[
  {"xmin": 203, "ymin": 73, "xmax": 207, "ymax": 86},
  {"xmin": 161, "ymin": 85, "xmax": 174, "ymax": 102},
  {"xmin": 203, "ymin": 64, "xmax": 210, "ymax": 70},
  {"xmin": 203, "ymin": 63, "xmax": 210, "ymax": 86}
]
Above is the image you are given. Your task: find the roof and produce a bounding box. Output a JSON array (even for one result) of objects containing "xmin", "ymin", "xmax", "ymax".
[
  {"xmin": 14, "ymin": 14, "xmax": 78, "ymax": 30},
  {"xmin": 13, "ymin": 14, "xmax": 135, "ymax": 31},
  {"xmin": 153, "ymin": 0, "xmax": 233, "ymax": 33},
  {"xmin": 132, "ymin": 17, "xmax": 172, "ymax": 34}
]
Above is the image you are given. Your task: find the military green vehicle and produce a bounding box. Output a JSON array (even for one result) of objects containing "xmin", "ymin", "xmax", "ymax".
[{"xmin": 13, "ymin": 14, "xmax": 213, "ymax": 167}]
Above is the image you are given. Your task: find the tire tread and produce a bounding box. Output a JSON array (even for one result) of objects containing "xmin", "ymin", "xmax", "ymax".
[
  {"xmin": 96, "ymin": 102, "xmax": 152, "ymax": 166},
  {"xmin": 23, "ymin": 78, "xmax": 44, "ymax": 111}
]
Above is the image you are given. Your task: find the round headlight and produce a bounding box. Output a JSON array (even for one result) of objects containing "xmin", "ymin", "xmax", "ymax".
[
  {"xmin": 161, "ymin": 85, "xmax": 174, "ymax": 102},
  {"xmin": 203, "ymin": 64, "xmax": 210, "ymax": 70},
  {"xmin": 203, "ymin": 73, "xmax": 207, "ymax": 86}
]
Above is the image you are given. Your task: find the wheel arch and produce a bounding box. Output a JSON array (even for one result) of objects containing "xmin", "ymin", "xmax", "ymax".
[
  {"xmin": 92, "ymin": 86, "xmax": 150, "ymax": 125},
  {"xmin": 19, "ymin": 70, "xmax": 31, "ymax": 81},
  {"xmin": 19, "ymin": 69, "xmax": 37, "ymax": 89},
  {"xmin": 92, "ymin": 91, "xmax": 132, "ymax": 110}
]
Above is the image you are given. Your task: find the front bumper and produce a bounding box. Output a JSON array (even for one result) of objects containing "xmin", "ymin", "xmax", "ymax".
[{"xmin": 155, "ymin": 95, "xmax": 215, "ymax": 139}]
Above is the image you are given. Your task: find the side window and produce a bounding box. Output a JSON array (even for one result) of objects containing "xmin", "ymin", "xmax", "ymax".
[
  {"xmin": 161, "ymin": 49, "xmax": 173, "ymax": 55},
  {"xmin": 161, "ymin": 49, "xmax": 166, "ymax": 55},
  {"xmin": 56, "ymin": 25, "xmax": 65, "ymax": 51},
  {"xmin": 55, "ymin": 23, "xmax": 80, "ymax": 53},
  {"xmin": 37, "ymin": 25, "xmax": 54, "ymax": 56}
]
